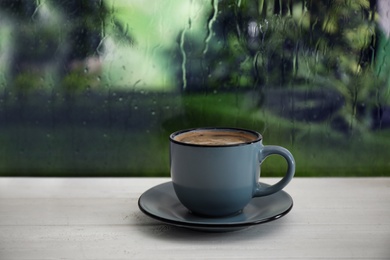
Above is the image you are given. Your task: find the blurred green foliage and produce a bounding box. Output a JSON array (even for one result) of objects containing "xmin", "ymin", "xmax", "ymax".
[
  {"xmin": 1, "ymin": 0, "xmax": 390, "ymax": 176},
  {"xmin": 178, "ymin": 0, "xmax": 385, "ymax": 134}
]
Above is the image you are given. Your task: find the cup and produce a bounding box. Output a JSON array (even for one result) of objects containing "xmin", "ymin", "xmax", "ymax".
[{"xmin": 169, "ymin": 127, "xmax": 295, "ymax": 217}]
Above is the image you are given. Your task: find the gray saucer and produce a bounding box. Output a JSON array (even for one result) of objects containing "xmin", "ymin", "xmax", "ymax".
[{"xmin": 138, "ymin": 182, "xmax": 293, "ymax": 232}]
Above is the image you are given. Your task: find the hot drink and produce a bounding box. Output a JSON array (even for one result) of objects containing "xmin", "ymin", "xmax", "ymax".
[
  {"xmin": 169, "ymin": 127, "xmax": 295, "ymax": 217},
  {"xmin": 173, "ymin": 129, "xmax": 259, "ymax": 146}
]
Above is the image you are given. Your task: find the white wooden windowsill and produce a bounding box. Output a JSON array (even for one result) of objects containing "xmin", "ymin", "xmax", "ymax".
[{"xmin": 0, "ymin": 177, "xmax": 389, "ymax": 259}]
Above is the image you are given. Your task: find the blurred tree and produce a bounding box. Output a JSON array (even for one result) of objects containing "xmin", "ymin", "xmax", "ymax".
[
  {"xmin": 177, "ymin": 0, "xmax": 382, "ymax": 133},
  {"xmin": 0, "ymin": 0, "xmax": 133, "ymax": 93}
]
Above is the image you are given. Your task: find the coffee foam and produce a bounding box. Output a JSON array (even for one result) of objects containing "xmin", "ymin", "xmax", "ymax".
[{"xmin": 173, "ymin": 129, "xmax": 258, "ymax": 146}]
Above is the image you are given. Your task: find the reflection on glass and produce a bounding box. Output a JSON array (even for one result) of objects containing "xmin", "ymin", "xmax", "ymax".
[{"xmin": 0, "ymin": 0, "xmax": 389, "ymax": 176}]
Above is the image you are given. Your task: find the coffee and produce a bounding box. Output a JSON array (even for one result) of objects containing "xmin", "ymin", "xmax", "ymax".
[{"xmin": 173, "ymin": 129, "xmax": 258, "ymax": 146}]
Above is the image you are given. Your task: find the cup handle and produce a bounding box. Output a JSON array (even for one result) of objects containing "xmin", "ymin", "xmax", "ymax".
[{"xmin": 253, "ymin": 145, "xmax": 295, "ymax": 197}]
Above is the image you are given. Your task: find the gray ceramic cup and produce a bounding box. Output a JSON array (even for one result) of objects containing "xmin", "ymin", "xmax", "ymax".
[{"xmin": 170, "ymin": 127, "xmax": 295, "ymax": 217}]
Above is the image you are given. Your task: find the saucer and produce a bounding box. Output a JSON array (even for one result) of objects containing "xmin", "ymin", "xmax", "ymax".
[{"xmin": 138, "ymin": 182, "xmax": 293, "ymax": 232}]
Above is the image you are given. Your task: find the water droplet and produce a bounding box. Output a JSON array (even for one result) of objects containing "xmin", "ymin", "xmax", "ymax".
[{"xmin": 248, "ymin": 21, "xmax": 259, "ymax": 38}]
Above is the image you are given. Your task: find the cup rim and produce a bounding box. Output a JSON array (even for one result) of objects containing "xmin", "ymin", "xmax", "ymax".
[{"xmin": 170, "ymin": 127, "xmax": 262, "ymax": 147}]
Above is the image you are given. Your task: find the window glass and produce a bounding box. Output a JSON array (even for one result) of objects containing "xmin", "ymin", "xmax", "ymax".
[{"xmin": 0, "ymin": 0, "xmax": 389, "ymax": 176}]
